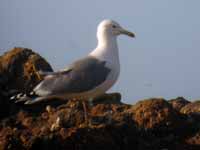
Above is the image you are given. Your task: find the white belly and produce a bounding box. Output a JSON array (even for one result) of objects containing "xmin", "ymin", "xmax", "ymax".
[{"xmin": 87, "ymin": 60, "xmax": 120, "ymax": 98}]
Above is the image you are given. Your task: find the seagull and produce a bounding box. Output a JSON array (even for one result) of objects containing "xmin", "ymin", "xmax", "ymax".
[{"xmin": 11, "ymin": 19, "xmax": 135, "ymax": 117}]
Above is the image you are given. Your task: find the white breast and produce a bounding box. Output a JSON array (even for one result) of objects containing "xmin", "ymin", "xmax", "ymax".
[
  {"xmin": 87, "ymin": 30, "xmax": 120, "ymax": 97},
  {"xmin": 88, "ymin": 58, "xmax": 120, "ymax": 97}
]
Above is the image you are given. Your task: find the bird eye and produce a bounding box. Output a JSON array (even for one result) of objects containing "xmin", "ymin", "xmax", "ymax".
[{"xmin": 112, "ymin": 25, "xmax": 117, "ymax": 28}]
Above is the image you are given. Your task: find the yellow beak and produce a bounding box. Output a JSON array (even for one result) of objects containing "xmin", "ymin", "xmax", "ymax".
[{"xmin": 120, "ymin": 28, "xmax": 135, "ymax": 38}]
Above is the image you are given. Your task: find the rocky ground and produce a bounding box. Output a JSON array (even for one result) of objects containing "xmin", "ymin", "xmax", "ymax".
[{"xmin": 0, "ymin": 48, "xmax": 200, "ymax": 150}]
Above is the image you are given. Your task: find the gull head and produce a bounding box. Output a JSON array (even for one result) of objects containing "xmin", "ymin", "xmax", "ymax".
[{"xmin": 97, "ymin": 19, "xmax": 135, "ymax": 39}]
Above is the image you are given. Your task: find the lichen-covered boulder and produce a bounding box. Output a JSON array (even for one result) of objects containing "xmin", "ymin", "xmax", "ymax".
[
  {"xmin": 128, "ymin": 98, "xmax": 190, "ymax": 149},
  {"xmin": 169, "ymin": 97, "xmax": 190, "ymax": 112},
  {"xmin": 0, "ymin": 47, "xmax": 53, "ymax": 120},
  {"xmin": 0, "ymin": 96, "xmax": 138, "ymax": 150},
  {"xmin": 129, "ymin": 98, "xmax": 181, "ymax": 130},
  {"xmin": 184, "ymin": 131, "xmax": 200, "ymax": 147},
  {"xmin": 180, "ymin": 101, "xmax": 200, "ymax": 115},
  {"xmin": 180, "ymin": 101, "xmax": 200, "ymax": 124},
  {"xmin": 0, "ymin": 47, "xmax": 53, "ymax": 93}
]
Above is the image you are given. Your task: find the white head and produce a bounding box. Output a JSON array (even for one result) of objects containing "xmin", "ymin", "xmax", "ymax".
[
  {"xmin": 97, "ymin": 19, "xmax": 135, "ymax": 40},
  {"xmin": 90, "ymin": 19, "xmax": 135, "ymax": 60}
]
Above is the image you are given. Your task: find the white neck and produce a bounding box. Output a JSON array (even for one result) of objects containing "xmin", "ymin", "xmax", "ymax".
[{"xmin": 89, "ymin": 32, "xmax": 120, "ymax": 66}]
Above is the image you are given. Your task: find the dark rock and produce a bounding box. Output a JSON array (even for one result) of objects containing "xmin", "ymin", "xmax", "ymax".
[
  {"xmin": 0, "ymin": 98, "xmax": 138, "ymax": 150},
  {"xmin": 185, "ymin": 131, "xmax": 200, "ymax": 146},
  {"xmin": 129, "ymin": 98, "xmax": 182, "ymax": 130},
  {"xmin": 0, "ymin": 47, "xmax": 53, "ymax": 120},
  {"xmin": 181, "ymin": 101, "xmax": 200, "ymax": 115},
  {"xmin": 1, "ymin": 96, "xmax": 200, "ymax": 150},
  {"xmin": 169, "ymin": 97, "xmax": 191, "ymax": 112},
  {"xmin": 180, "ymin": 101, "xmax": 200, "ymax": 132},
  {"xmin": 128, "ymin": 98, "xmax": 193, "ymax": 149},
  {"xmin": 0, "ymin": 47, "xmax": 53, "ymax": 93},
  {"xmin": 92, "ymin": 92, "xmax": 122, "ymax": 104}
]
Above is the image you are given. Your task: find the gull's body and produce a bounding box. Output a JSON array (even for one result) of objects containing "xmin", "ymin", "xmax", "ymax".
[{"xmin": 12, "ymin": 19, "xmax": 135, "ymax": 104}]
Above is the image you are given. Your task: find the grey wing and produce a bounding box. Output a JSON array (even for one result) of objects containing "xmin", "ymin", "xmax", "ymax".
[
  {"xmin": 38, "ymin": 71, "xmax": 59, "ymax": 79},
  {"xmin": 33, "ymin": 56, "xmax": 111, "ymax": 96},
  {"xmin": 38, "ymin": 68, "xmax": 72, "ymax": 77}
]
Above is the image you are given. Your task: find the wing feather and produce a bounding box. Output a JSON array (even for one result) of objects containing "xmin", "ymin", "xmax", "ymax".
[{"xmin": 34, "ymin": 56, "xmax": 111, "ymax": 96}]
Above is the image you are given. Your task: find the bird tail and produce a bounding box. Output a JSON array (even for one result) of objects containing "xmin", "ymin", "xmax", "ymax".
[
  {"xmin": 10, "ymin": 92, "xmax": 43, "ymax": 105},
  {"xmin": 10, "ymin": 92, "xmax": 63, "ymax": 105}
]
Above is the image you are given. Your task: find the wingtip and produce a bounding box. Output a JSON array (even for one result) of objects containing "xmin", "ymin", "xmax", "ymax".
[
  {"xmin": 10, "ymin": 95, "xmax": 16, "ymax": 101},
  {"xmin": 24, "ymin": 97, "xmax": 45, "ymax": 105},
  {"xmin": 24, "ymin": 100, "xmax": 33, "ymax": 105}
]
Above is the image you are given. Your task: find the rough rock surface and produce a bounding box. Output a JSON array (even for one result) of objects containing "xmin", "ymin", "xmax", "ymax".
[
  {"xmin": 0, "ymin": 48, "xmax": 200, "ymax": 150},
  {"xmin": 129, "ymin": 98, "xmax": 182, "ymax": 129},
  {"xmin": 0, "ymin": 96, "xmax": 199, "ymax": 150},
  {"xmin": 0, "ymin": 94, "xmax": 138, "ymax": 150},
  {"xmin": 169, "ymin": 97, "xmax": 191, "ymax": 112},
  {"xmin": 0, "ymin": 47, "xmax": 53, "ymax": 92},
  {"xmin": 180, "ymin": 101, "xmax": 200, "ymax": 115},
  {"xmin": 185, "ymin": 132, "xmax": 200, "ymax": 146},
  {"xmin": 0, "ymin": 47, "xmax": 53, "ymax": 120}
]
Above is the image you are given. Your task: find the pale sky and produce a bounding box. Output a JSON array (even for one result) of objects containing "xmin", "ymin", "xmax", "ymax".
[{"xmin": 1, "ymin": 1, "xmax": 200, "ymax": 103}]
